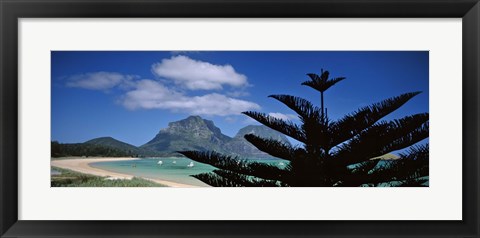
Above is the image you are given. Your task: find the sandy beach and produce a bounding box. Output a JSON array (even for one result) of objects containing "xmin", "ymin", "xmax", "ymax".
[{"xmin": 51, "ymin": 157, "xmax": 201, "ymax": 188}]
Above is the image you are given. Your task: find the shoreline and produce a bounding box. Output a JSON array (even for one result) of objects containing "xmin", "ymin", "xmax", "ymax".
[{"xmin": 51, "ymin": 157, "xmax": 202, "ymax": 188}]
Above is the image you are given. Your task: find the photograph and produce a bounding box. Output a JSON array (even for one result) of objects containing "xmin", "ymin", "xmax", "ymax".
[
  {"xmin": 51, "ymin": 51, "xmax": 429, "ymax": 187},
  {"xmin": 2, "ymin": 0, "xmax": 478, "ymax": 236}
]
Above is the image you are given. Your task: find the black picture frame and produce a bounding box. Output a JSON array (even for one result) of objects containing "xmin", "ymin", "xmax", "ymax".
[{"xmin": 1, "ymin": 0, "xmax": 479, "ymax": 237}]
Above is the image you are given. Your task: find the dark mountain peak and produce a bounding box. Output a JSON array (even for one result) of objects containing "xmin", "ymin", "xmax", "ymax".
[
  {"xmin": 164, "ymin": 116, "xmax": 205, "ymax": 128},
  {"xmin": 186, "ymin": 115, "xmax": 203, "ymax": 120},
  {"xmin": 142, "ymin": 116, "xmax": 231, "ymax": 154},
  {"xmin": 159, "ymin": 116, "xmax": 228, "ymax": 140},
  {"xmin": 169, "ymin": 115, "xmax": 203, "ymax": 125}
]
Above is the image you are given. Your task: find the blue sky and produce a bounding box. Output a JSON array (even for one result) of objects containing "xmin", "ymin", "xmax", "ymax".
[{"xmin": 51, "ymin": 51, "xmax": 429, "ymax": 148}]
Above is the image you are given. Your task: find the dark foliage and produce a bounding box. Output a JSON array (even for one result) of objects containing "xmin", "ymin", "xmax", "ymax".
[
  {"xmin": 180, "ymin": 69, "xmax": 429, "ymax": 187},
  {"xmin": 51, "ymin": 141, "xmax": 137, "ymax": 158}
]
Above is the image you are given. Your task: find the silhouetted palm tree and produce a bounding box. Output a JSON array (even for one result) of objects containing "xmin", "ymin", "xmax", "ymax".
[{"xmin": 179, "ymin": 69, "xmax": 429, "ymax": 187}]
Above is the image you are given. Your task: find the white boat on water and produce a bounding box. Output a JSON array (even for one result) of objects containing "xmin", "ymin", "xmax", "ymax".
[
  {"xmin": 187, "ymin": 162, "xmax": 194, "ymax": 168},
  {"xmin": 172, "ymin": 160, "xmax": 177, "ymax": 164},
  {"xmin": 157, "ymin": 160, "xmax": 163, "ymax": 165}
]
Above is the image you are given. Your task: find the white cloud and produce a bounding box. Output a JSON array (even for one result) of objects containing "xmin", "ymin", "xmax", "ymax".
[
  {"xmin": 66, "ymin": 72, "xmax": 137, "ymax": 90},
  {"xmin": 268, "ymin": 112, "xmax": 298, "ymax": 121},
  {"xmin": 121, "ymin": 80, "xmax": 260, "ymax": 116},
  {"xmin": 63, "ymin": 57, "xmax": 257, "ymax": 117},
  {"xmin": 226, "ymin": 90, "xmax": 250, "ymax": 97},
  {"xmin": 152, "ymin": 55, "xmax": 248, "ymax": 90}
]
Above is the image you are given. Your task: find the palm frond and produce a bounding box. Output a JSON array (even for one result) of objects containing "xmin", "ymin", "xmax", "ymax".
[
  {"xmin": 333, "ymin": 113, "xmax": 429, "ymax": 166},
  {"xmin": 337, "ymin": 160, "xmax": 380, "ymax": 186},
  {"xmin": 179, "ymin": 151, "xmax": 287, "ymax": 181},
  {"xmin": 382, "ymin": 122, "xmax": 429, "ymax": 154},
  {"xmin": 330, "ymin": 92, "xmax": 422, "ymax": 147},
  {"xmin": 395, "ymin": 177, "xmax": 429, "ymax": 187},
  {"xmin": 268, "ymin": 94, "xmax": 321, "ymax": 121},
  {"xmin": 359, "ymin": 144, "xmax": 429, "ymax": 186},
  {"xmin": 398, "ymin": 143, "xmax": 429, "ymax": 161},
  {"xmin": 268, "ymin": 95, "xmax": 333, "ymax": 148},
  {"xmin": 244, "ymin": 134, "xmax": 306, "ymax": 162},
  {"xmin": 242, "ymin": 111, "xmax": 306, "ymax": 143},
  {"xmin": 301, "ymin": 71, "xmax": 346, "ymax": 92}
]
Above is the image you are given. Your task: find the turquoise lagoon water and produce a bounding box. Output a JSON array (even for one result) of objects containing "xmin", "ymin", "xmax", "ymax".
[{"xmin": 91, "ymin": 157, "xmax": 288, "ymax": 187}]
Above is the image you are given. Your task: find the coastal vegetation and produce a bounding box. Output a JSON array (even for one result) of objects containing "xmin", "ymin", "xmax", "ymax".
[
  {"xmin": 51, "ymin": 141, "xmax": 139, "ymax": 158},
  {"xmin": 180, "ymin": 69, "xmax": 429, "ymax": 187},
  {"xmin": 51, "ymin": 137, "xmax": 161, "ymax": 158},
  {"xmin": 51, "ymin": 167, "xmax": 164, "ymax": 187}
]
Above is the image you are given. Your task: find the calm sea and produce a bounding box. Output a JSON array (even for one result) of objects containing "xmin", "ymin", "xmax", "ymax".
[{"xmin": 91, "ymin": 157, "xmax": 287, "ymax": 187}]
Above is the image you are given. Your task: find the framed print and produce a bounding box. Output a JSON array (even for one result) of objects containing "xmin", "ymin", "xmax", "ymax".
[{"xmin": 1, "ymin": 0, "xmax": 479, "ymax": 237}]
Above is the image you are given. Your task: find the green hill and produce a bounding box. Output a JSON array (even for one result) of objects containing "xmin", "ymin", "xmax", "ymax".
[
  {"xmin": 52, "ymin": 137, "xmax": 160, "ymax": 158},
  {"xmin": 84, "ymin": 137, "xmax": 139, "ymax": 151},
  {"xmin": 51, "ymin": 141, "xmax": 134, "ymax": 158},
  {"xmin": 84, "ymin": 137, "xmax": 161, "ymax": 157}
]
